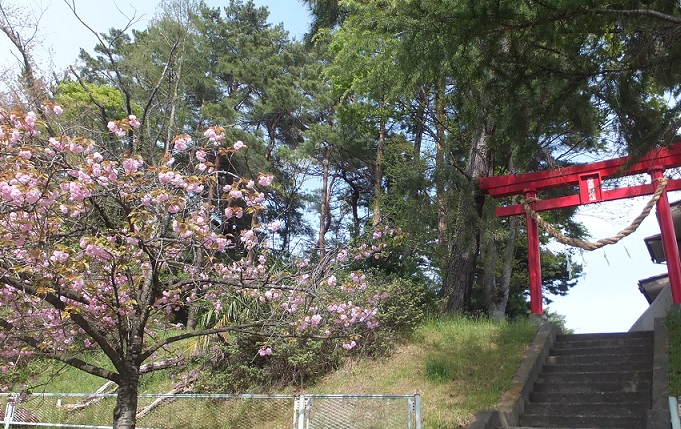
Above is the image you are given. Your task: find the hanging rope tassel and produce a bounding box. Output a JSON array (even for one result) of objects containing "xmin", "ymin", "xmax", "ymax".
[{"xmin": 521, "ymin": 177, "xmax": 669, "ymax": 251}]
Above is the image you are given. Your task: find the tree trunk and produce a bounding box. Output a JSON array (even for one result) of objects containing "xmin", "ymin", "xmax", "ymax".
[
  {"xmin": 265, "ymin": 123, "xmax": 276, "ymax": 162},
  {"xmin": 113, "ymin": 364, "xmax": 140, "ymax": 429},
  {"xmin": 317, "ymin": 144, "xmax": 332, "ymax": 258},
  {"xmin": 412, "ymin": 85, "xmax": 427, "ymax": 161},
  {"xmin": 443, "ymin": 214, "xmax": 481, "ymax": 312},
  {"xmin": 348, "ymin": 179, "xmax": 361, "ymax": 238},
  {"xmin": 435, "ymin": 87, "xmax": 447, "ymax": 269},
  {"xmin": 164, "ymin": 53, "xmax": 183, "ymax": 158},
  {"xmin": 492, "ymin": 214, "xmax": 518, "ymax": 320},
  {"xmin": 442, "ymin": 120, "xmax": 493, "ymax": 313},
  {"xmin": 483, "ymin": 209, "xmax": 518, "ymax": 321},
  {"xmin": 372, "ymin": 118, "xmax": 386, "ymax": 227}
]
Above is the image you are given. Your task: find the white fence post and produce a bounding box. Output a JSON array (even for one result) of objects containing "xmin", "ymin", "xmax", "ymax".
[
  {"xmin": 4, "ymin": 396, "xmax": 15, "ymax": 429},
  {"xmin": 296, "ymin": 395, "xmax": 307, "ymax": 429}
]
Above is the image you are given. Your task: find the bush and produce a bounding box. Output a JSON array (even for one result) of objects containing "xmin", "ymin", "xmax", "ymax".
[
  {"xmin": 378, "ymin": 275, "xmax": 436, "ymax": 332},
  {"xmin": 195, "ymin": 273, "xmax": 436, "ymax": 392}
]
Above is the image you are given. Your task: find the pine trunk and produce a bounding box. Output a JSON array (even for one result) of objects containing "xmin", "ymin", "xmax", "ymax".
[
  {"xmin": 317, "ymin": 144, "xmax": 332, "ymax": 258},
  {"xmin": 435, "ymin": 87, "xmax": 447, "ymax": 269},
  {"xmin": 493, "ymin": 214, "xmax": 518, "ymax": 320},
  {"xmin": 483, "ymin": 211, "xmax": 518, "ymax": 321},
  {"xmin": 372, "ymin": 120, "xmax": 386, "ymax": 227},
  {"xmin": 442, "ymin": 121, "xmax": 492, "ymax": 313},
  {"xmin": 443, "ymin": 213, "xmax": 481, "ymax": 311}
]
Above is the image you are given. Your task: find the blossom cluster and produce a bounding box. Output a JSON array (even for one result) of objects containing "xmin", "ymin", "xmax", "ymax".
[
  {"xmin": 107, "ymin": 115, "xmax": 140, "ymax": 137},
  {"xmin": 0, "ymin": 107, "xmax": 391, "ymax": 385}
]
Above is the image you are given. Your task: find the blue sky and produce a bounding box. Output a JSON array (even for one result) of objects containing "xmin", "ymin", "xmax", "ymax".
[
  {"xmin": 2, "ymin": 0, "xmax": 670, "ymax": 333},
  {"xmin": 0, "ymin": 0, "xmax": 310, "ymax": 72}
]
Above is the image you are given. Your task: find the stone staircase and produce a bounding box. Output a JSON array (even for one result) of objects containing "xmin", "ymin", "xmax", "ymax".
[{"xmin": 516, "ymin": 330, "xmax": 654, "ymax": 429}]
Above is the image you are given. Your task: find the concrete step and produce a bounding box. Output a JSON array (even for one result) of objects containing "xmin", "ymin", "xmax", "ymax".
[
  {"xmin": 514, "ymin": 331, "xmax": 653, "ymax": 429},
  {"xmin": 529, "ymin": 391, "xmax": 650, "ymax": 406},
  {"xmin": 550, "ymin": 344, "xmax": 651, "ymax": 356},
  {"xmin": 553, "ymin": 337, "xmax": 652, "ymax": 350},
  {"xmin": 555, "ymin": 331, "xmax": 652, "ymax": 343},
  {"xmin": 542, "ymin": 360, "xmax": 653, "ymax": 373},
  {"xmin": 519, "ymin": 414, "xmax": 646, "ymax": 428},
  {"xmin": 533, "ymin": 379, "xmax": 651, "ymax": 394},
  {"xmin": 545, "ymin": 353, "xmax": 652, "ymax": 366},
  {"xmin": 524, "ymin": 402, "xmax": 648, "ymax": 417},
  {"xmin": 537, "ymin": 369, "xmax": 651, "ymax": 384}
]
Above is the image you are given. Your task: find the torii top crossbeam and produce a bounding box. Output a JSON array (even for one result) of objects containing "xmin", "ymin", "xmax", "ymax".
[{"xmin": 479, "ymin": 143, "xmax": 681, "ymax": 314}]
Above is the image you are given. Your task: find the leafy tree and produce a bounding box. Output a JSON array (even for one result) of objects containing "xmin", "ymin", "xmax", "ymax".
[
  {"xmin": 319, "ymin": 0, "xmax": 681, "ymax": 317},
  {"xmin": 0, "ymin": 107, "xmax": 389, "ymax": 429}
]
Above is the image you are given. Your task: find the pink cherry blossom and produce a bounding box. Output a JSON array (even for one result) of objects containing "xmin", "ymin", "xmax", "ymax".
[
  {"xmin": 258, "ymin": 347, "xmax": 273, "ymax": 356},
  {"xmin": 128, "ymin": 115, "xmax": 140, "ymax": 129},
  {"xmin": 173, "ymin": 135, "xmax": 192, "ymax": 151},
  {"xmin": 342, "ymin": 341, "xmax": 357, "ymax": 350},
  {"xmin": 258, "ymin": 175, "xmax": 274, "ymax": 186},
  {"xmin": 122, "ymin": 158, "xmax": 143, "ymax": 174},
  {"xmin": 203, "ymin": 127, "xmax": 225, "ymax": 143}
]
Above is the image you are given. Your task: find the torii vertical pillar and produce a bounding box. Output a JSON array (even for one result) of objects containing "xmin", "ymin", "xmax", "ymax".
[
  {"xmin": 524, "ymin": 189, "xmax": 543, "ymax": 314},
  {"xmin": 650, "ymin": 168, "xmax": 681, "ymax": 303}
]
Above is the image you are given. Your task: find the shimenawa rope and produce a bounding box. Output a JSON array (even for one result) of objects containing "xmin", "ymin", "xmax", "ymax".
[{"xmin": 520, "ymin": 177, "xmax": 669, "ymax": 251}]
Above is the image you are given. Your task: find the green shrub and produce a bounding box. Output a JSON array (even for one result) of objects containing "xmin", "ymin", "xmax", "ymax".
[
  {"xmin": 196, "ymin": 272, "xmax": 435, "ymax": 392},
  {"xmin": 376, "ymin": 275, "xmax": 437, "ymax": 333}
]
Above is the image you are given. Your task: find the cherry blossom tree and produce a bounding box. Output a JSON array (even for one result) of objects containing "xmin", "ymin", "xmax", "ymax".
[{"xmin": 0, "ymin": 106, "xmax": 388, "ymax": 429}]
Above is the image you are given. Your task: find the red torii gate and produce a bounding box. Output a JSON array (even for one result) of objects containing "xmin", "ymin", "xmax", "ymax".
[{"xmin": 479, "ymin": 143, "xmax": 681, "ymax": 314}]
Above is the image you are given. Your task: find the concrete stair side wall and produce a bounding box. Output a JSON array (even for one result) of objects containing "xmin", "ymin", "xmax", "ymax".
[
  {"xmin": 632, "ymin": 284, "xmax": 673, "ymax": 332},
  {"xmin": 649, "ymin": 318, "xmax": 671, "ymax": 429}
]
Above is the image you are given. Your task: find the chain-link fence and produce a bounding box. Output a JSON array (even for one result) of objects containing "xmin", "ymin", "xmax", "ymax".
[
  {"xmin": 1, "ymin": 393, "xmax": 421, "ymax": 429},
  {"xmin": 296, "ymin": 394, "xmax": 422, "ymax": 429}
]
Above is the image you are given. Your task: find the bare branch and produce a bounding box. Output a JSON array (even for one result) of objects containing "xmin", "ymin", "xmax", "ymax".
[
  {"xmin": 140, "ymin": 322, "xmax": 274, "ymax": 361},
  {"xmin": 584, "ymin": 8, "xmax": 681, "ymax": 25},
  {"xmin": 0, "ymin": 318, "xmax": 120, "ymax": 382}
]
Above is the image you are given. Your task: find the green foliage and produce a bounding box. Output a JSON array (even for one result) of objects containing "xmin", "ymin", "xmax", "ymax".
[
  {"xmin": 55, "ymin": 81, "xmax": 128, "ymax": 118},
  {"xmin": 373, "ymin": 275, "xmax": 437, "ymax": 334}
]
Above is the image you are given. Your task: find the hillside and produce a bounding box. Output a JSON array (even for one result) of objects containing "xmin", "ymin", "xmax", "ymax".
[{"xmin": 24, "ymin": 316, "xmax": 538, "ymax": 428}]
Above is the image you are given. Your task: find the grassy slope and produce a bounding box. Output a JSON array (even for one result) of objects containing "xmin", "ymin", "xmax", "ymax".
[
  {"xmin": 304, "ymin": 316, "xmax": 538, "ymax": 428},
  {"xmin": 33, "ymin": 316, "xmax": 538, "ymax": 428}
]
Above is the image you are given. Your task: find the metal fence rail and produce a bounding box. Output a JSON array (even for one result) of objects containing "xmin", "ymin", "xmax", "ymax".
[{"xmin": 1, "ymin": 393, "xmax": 422, "ymax": 429}]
